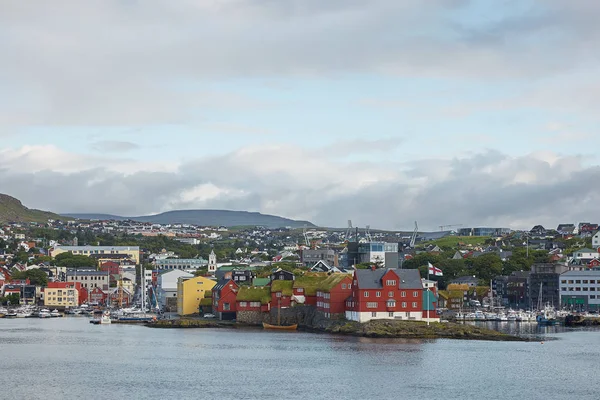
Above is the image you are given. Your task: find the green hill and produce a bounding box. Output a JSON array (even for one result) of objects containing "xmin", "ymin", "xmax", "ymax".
[{"xmin": 0, "ymin": 194, "xmax": 64, "ymax": 224}]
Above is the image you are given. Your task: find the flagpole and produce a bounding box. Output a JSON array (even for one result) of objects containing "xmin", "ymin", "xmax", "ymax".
[{"xmin": 427, "ymin": 263, "xmax": 430, "ymax": 326}]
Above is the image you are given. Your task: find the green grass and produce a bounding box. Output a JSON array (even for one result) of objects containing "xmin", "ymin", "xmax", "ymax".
[
  {"xmin": 0, "ymin": 193, "xmax": 66, "ymax": 224},
  {"xmin": 270, "ymin": 280, "xmax": 294, "ymax": 296},
  {"xmin": 293, "ymin": 273, "xmax": 329, "ymax": 296},
  {"xmin": 316, "ymin": 274, "xmax": 352, "ymax": 291},
  {"xmin": 236, "ymin": 286, "xmax": 271, "ymax": 304},
  {"xmin": 422, "ymin": 236, "xmax": 490, "ymax": 248}
]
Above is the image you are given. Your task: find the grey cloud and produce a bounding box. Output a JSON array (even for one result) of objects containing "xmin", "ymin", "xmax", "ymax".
[
  {"xmin": 1, "ymin": 1, "xmax": 599, "ymax": 126},
  {"xmin": 91, "ymin": 140, "xmax": 140, "ymax": 153},
  {"xmin": 1, "ymin": 146, "xmax": 599, "ymax": 231}
]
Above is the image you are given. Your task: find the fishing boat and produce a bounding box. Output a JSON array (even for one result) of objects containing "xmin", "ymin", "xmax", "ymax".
[
  {"xmin": 536, "ymin": 283, "xmax": 558, "ymax": 325},
  {"xmin": 263, "ymin": 299, "xmax": 297, "ymax": 331},
  {"xmin": 38, "ymin": 309, "xmax": 51, "ymax": 318},
  {"xmin": 91, "ymin": 311, "xmax": 112, "ymax": 325}
]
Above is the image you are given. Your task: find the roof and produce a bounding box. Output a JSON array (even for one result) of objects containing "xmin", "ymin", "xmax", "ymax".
[
  {"xmin": 213, "ymin": 279, "xmax": 236, "ymax": 292},
  {"xmin": 561, "ymin": 270, "xmax": 600, "ymax": 277},
  {"xmin": 316, "ymin": 274, "xmax": 351, "ymax": 291},
  {"xmin": 293, "ymin": 273, "xmax": 329, "ymax": 296},
  {"xmin": 66, "ymin": 270, "xmax": 109, "ymax": 277},
  {"xmin": 252, "ymin": 278, "xmax": 270, "ymax": 287},
  {"xmin": 574, "ymin": 248, "xmax": 599, "ymax": 253},
  {"xmin": 270, "ymin": 280, "xmax": 293, "ymax": 296},
  {"xmin": 55, "ymin": 245, "xmax": 140, "ymax": 251},
  {"xmin": 355, "ymin": 268, "xmax": 423, "ymax": 290},
  {"xmin": 236, "ymin": 286, "xmax": 271, "ymax": 304}
]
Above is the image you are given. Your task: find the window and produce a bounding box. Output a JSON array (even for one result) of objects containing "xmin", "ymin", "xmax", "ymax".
[
  {"xmin": 561, "ymin": 280, "xmax": 566, "ymax": 284},
  {"xmin": 297, "ymin": 288, "xmax": 304, "ymax": 293},
  {"xmin": 250, "ymin": 302, "xmax": 261, "ymax": 307},
  {"xmin": 388, "ymin": 312, "xmax": 394, "ymax": 317},
  {"xmin": 276, "ymin": 292, "xmax": 282, "ymax": 297},
  {"xmin": 412, "ymin": 302, "xmax": 417, "ymax": 308},
  {"xmin": 224, "ymin": 303, "xmax": 230, "ymax": 311},
  {"xmin": 376, "ymin": 292, "xmax": 381, "ymax": 297},
  {"xmin": 583, "ymin": 287, "xmax": 589, "ymax": 291},
  {"xmin": 341, "ymin": 284, "xmax": 346, "ymax": 289},
  {"xmin": 402, "ymin": 302, "xmax": 407, "ymax": 308},
  {"xmin": 387, "ymin": 300, "xmax": 396, "ymax": 307},
  {"xmin": 591, "ymin": 295, "xmax": 596, "ymax": 299},
  {"xmin": 413, "ymin": 291, "xmax": 418, "ymax": 297},
  {"xmin": 568, "ymin": 280, "xmax": 574, "ymax": 284},
  {"xmin": 371, "ymin": 312, "xmax": 377, "ymax": 317},
  {"xmin": 388, "ymin": 291, "xmax": 394, "ymax": 297},
  {"xmin": 401, "ymin": 291, "xmax": 406, "ymax": 297},
  {"xmin": 576, "ymin": 280, "xmax": 581, "ymax": 284},
  {"xmin": 366, "ymin": 302, "xmax": 378, "ymax": 308},
  {"xmin": 240, "ymin": 302, "xmax": 247, "ymax": 307},
  {"xmin": 583, "ymin": 280, "xmax": 589, "ymax": 284},
  {"xmin": 591, "ymin": 280, "xmax": 596, "ymax": 284},
  {"xmin": 364, "ymin": 291, "xmax": 369, "ymax": 298},
  {"xmin": 386, "ymin": 280, "xmax": 396, "ymax": 286}
]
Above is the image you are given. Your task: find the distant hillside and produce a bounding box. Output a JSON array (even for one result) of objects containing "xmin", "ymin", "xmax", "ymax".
[
  {"xmin": 0, "ymin": 194, "xmax": 64, "ymax": 224},
  {"xmin": 63, "ymin": 210, "xmax": 316, "ymax": 229}
]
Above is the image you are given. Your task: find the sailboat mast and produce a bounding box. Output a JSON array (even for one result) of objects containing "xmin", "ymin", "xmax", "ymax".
[{"xmin": 277, "ymin": 298, "xmax": 281, "ymax": 326}]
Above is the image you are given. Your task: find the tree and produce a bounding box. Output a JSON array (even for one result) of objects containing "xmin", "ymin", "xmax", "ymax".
[
  {"xmin": 12, "ymin": 251, "xmax": 30, "ymax": 264},
  {"xmin": 55, "ymin": 253, "xmax": 97, "ymax": 269},
  {"xmin": 11, "ymin": 269, "xmax": 48, "ymax": 286},
  {"xmin": 468, "ymin": 254, "xmax": 503, "ymax": 282},
  {"xmin": 0, "ymin": 293, "xmax": 20, "ymax": 306}
]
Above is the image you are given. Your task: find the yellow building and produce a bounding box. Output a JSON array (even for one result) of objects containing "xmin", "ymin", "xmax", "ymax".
[
  {"xmin": 177, "ymin": 276, "xmax": 216, "ymax": 315},
  {"xmin": 44, "ymin": 284, "xmax": 80, "ymax": 308},
  {"xmin": 50, "ymin": 246, "xmax": 141, "ymax": 264}
]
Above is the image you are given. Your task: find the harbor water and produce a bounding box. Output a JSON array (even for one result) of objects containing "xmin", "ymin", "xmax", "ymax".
[{"xmin": 1, "ymin": 318, "xmax": 600, "ymax": 399}]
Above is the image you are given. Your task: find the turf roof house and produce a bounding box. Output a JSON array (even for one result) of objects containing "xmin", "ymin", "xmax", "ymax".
[
  {"xmin": 315, "ymin": 274, "xmax": 353, "ymax": 319},
  {"xmin": 291, "ymin": 273, "xmax": 330, "ymax": 306},
  {"xmin": 236, "ymin": 286, "xmax": 271, "ymax": 315}
]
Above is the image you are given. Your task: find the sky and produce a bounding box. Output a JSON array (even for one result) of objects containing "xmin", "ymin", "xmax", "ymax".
[{"xmin": 1, "ymin": 0, "xmax": 599, "ymax": 231}]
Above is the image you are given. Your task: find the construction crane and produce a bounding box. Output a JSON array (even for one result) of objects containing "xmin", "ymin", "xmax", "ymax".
[
  {"xmin": 409, "ymin": 221, "xmax": 418, "ymax": 248},
  {"xmin": 303, "ymin": 225, "xmax": 310, "ymax": 247},
  {"xmin": 439, "ymin": 224, "xmax": 463, "ymax": 231},
  {"xmin": 345, "ymin": 220, "xmax": 353, "ymax": 242}
]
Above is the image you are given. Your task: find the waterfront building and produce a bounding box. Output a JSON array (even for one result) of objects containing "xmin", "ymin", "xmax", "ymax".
[
  {"xmin": 493, "ymin": 271, "xmax": 530, "ymax": 308},
  {"xmin": 157, "ymin": 270, "xmax": 193, "ymax": 311},
  {"xmin": 529, "ymin": 263, "xmax": 568, "ymax": 309},
  {"xmin": 315, "ymin": 274, "xmax": 353, "ymax": 319},
  {"xmin": 559, "ymin": 270, "xmax": 600, "ymax": 311},
  {"xmin": 270, "ymin": 280, "xmax": 293, "ymax": 308},
  {"xmin": 44, "ymin": 282, "xmax": 85, "ymax": 308},
  {"xmin": 176, "ymin": 276, "xmax": 216, "ymax": 316},
  {"xmin": 66, "ymin": 270, "xmax": 110, "ymax": 291},
  {"xmin": 153, "ymin": 258, "xmax": 207, "ymax": 270},
  {"xmin": 89, "ymin": 287, "xmax": 108, "ymax": 305},
  {"xmin": 50, "ymin": 245, "xmax": 140, "ymax": 264},
  {"xmin": 212, "ymin": 279, "xmax": 239, "ymax": 320},
  {"xmin": 236, "ymin": 286, "xmax": 271, "ymax": 321},
  {"xmin": 345, "ymin": 268, "xmax": 434, "ymax": 323}
]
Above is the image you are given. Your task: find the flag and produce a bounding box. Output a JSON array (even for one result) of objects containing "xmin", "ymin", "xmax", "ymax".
[{"xmin": 428, "ymin": 262, "xmax": 443, "ymax": 276}]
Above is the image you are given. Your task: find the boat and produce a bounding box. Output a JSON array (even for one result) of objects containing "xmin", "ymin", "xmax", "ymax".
[
  {"xmin": 5, "ymin": 312, "xmax": 17, "ymax": 318},
  {"xmin": 263, "ymin": 298, "xmax": 298, "ymax": 331},
  {"xmin": 91, "ymin": 311, "xmax": 112, "ymax": 325},
  {"xmin": 50, "ymin": 309, "xmax": 61, "ymax": 317},
  {"xmin": 536, "ymin": 283, "xmax": 558, "ymax": 325},
  {"xmin": 38, "ymin": 309, "xmax": 51, "ymax": 318},
  {"xmin": 16, "ymin": 311, "xmax": 32, "ymax": 318},
  {"xmin": 507, "ymin": 309, "xmax": 518, "ymax": 321},
  {"xmin": 262, "ymin": 322, "xmax": 298, "ymax": 330}
]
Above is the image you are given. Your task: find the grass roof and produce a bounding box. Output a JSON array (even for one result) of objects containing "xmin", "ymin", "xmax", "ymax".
[
  {"xmin": 270, "ymin": 280, "xmax": 294, "ymax": 296},
  {"xmin": 469, "ymin": 286, "xmax": 490, "ymax": 297},
  {"xmin": 236, "ymin": 286, "xmax": 271, "ymax": 305},
  {"xmin": 292, "ymin": 273, "xmax": 329, "ymax": 296},
  {"xmin": 316, "ymin": 274, "xmax": 351, "ymax": 291},
  {"xmin": 447, "ymin": 290, "xmax": 466, "ymax": 299},
  {"xmin": 252, "ymin": 278, "xmax": 270, "ymax": 287},
  {"xmin": 203, "ymin": 290, "xmax": 212, "ymax": 298},
  {"xmin": 437, "ymin": 290, "xmax": 449, "ymax": 300}
]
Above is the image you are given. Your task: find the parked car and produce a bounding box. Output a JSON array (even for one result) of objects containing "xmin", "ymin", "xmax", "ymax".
[{"xmin": 203, "ymin": 313, "xmax": 215, "ymax": 319}]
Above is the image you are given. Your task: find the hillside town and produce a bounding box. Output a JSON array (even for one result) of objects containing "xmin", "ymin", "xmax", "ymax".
[{"xmin": 1, "ymin": 218, "xmax": 600, "ymax": 325}]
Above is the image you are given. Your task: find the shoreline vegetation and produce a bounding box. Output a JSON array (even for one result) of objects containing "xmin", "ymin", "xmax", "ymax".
[{"xmin": 146, "ymin": 318, "xmax": 528, "ymax": 341}]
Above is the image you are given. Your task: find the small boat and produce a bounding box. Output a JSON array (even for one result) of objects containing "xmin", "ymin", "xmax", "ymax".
[
  {"xmin": 5, "ymin": 312, "xmax": 17, "ymax": 318},
  {"xmin": 39, "ymin": 309, "xmax": 51, "ymax": 318},
  {"xmin": 50, "ymin": 309, "xmax": 61, "ymax": 317},
  {"xmin": 91, "ymin": 311, "xmax": 112, "ymax": 325},
  {"xmin": 16, "ymin": 311, "xmax": 32, "ymax": 318},
  {"xmin": 262, "ymin": 322, "xmax": 298, "ymax": 330}
]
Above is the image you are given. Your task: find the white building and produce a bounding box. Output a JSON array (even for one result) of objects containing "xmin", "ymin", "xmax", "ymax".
[
  {"xmin": 66, "ymin": 270, "xmax": 110, "ymax": 291},
  {"xmin": 593, "ymin": 232, "xmax": 600, "ymax": 249},
  {"xmin": 153, "ymin": 258, "xmax": 207, "ymax": 270},
  {"xmin": 157, "ymin": 270, "xmax": 193, "ymax": 308},
  {"xmin": 559, "ymin": 270, "xmax": 600, "ymax": 311},
  {"xmin": 208, "ymin": 250, "xmax": 217, "ymax": 274}
]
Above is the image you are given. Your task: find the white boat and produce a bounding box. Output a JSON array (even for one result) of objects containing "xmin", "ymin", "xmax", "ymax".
[
  {"xmin": 50, "ymin": 309, "xmax": 61, "ymax": 317},
  {"xmin": 484, "ymin": 312, "xmax": 497, "ymax": 321},
  {"xmin": 16, "ymin": 311, "xmax": 32, "ymax": 318},
  {"xmin": 507, "ymin": 310, "xmax": 518, "ymax": 321},
  {"xmin": 39, "ymin": 309, "xmax": 51, "ymax": 318},
  {"xmin": 474, "ymin": 311, "xmax": 486, "ymax": 320},
  {"xmin": 91, "ymin": 311, "xmax": 112, "ymax": 325}
]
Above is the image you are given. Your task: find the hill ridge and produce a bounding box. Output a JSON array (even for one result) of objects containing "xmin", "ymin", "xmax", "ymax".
[{"xmin": 0, "ymin": 193, "xmax": 64, "ymax": 223}]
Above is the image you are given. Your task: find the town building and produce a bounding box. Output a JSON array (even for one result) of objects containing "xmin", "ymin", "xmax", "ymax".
[
  {"xmin": 559, "ymin": 270, "xmax": 600, "ymax": 311},
  {"xmin": 301, "ymin": 249, "xmax": 336, "ymax": 267},
  {"xmin": 50, "ymin": 246, "xmax": 140, "ymax": 264},
  {"xmin": 315, "ymin": 274, "xmax": 353, "ymax": 319},
  {"xmin": 212, "ymin": 279, "xmax": 239, "ymax": 320},
  {"xmin": 457, "ymin": 227, "xmax": 511, "ymax": 237},
  {"xmin": 89, "ymin": 287, "xmax": 108, "ymax": 305},
  {"xmin": 208, "ymin": 250, "xmax": 217, "ymax": 274},
  {"xmin": 236, "ymin": 286, "xmax": 271, "ymax": 322},
  {"xmin": 493, "ymin": 271, "xmax": 530, "ymax": 308},
  {"xmin": 66, "ymin": 270, "xmax": 110, "ymax": 291},
  {"xmin": 156, "ymin": 270, "xmax": 193, "ymax": 311},
  {"xmin": 44, "ymin": 282, "xmax": 86, "ymax": 309},
  {"xmin": 345, "ymin": 268, "xmax": 434, "ymax": 323},
  {"xmin": 529, "ymin": 263, "xmax": 568, "ymax": 309},
  {"xmin": 153, "ymin": 258, "xmax": 207, "ymax": 270},
  {"xmin": 593, "ymin": 231, "xmax": 600, "ymax": 249},
  {"xmin": 347, "ymin": 242, "xmax": 399, "ymax": 268},
  {"xmin": 176, "ymin": 276, "xmax": 217, "ymax": 316}
]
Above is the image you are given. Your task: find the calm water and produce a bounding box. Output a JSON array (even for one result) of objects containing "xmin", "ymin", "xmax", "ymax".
[{"xmin": 1, "ymin": 318, "xmax": 600, "ymax": 400}]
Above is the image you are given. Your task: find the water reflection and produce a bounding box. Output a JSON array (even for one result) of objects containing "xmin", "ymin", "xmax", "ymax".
[{"xmin": 460, "ymin": 321, "xmax": 600, "ymax": 338}]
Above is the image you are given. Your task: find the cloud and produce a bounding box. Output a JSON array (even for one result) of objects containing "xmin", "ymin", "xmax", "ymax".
[
  {"xmin": 91, "ymin": 140, "xmax": 140, "ymax": 153},
  {"xmin": 1, "ymin": 1, "xmax": 599, "ymax": 126},
  {"xmin": 0, "ymin": 144, "xmax": 598, "ymax": 231}
]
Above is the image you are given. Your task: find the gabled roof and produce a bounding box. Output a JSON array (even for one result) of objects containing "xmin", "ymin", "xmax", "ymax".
[
  {"xmin": 236, "ymin": 286, "xmax": 271, "ymax": 304},
  {"xmin": 213, "ymin": 278, "xmax": 236, "ymax": 292},
  {"xmin": 270, "ymin": 280, "xmax": 293, "ymax": 296},
  {"xmin": 355, "ymin": 268, "xmax": 422, "ymax": 290}
]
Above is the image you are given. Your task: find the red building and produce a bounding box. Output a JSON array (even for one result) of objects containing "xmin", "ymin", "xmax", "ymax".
[
  {"xmin": 46, "ymin": 282, "xmax": 88, "ymax": 305},
  {"xmin": 213, "ymin": 279, "xmax": 239, "ymax": 320},
  {"xmin": 270, "ymin": 280, "xmax": 293, "ymax": 308},
  {"xmin": 345, "ymin": 268, "xmax": 426, "ymax": 323},
  {"xmin": 588, "ymin": 259, "xmax": 600, "ymax": 268},
  {"xmin": 100, "ymin": 261, "xmax": 121, "ymax": 275},
  {"xmin": 89, "ymin": 287, "xmax": 108, "ymax": 305},
  {"xmin": 315, "ymin": 274, "xmax": 353, "ymax": 318},
  {"xmin": 236, "ymin": 286, "xmax": 271, "ymax": 314}
]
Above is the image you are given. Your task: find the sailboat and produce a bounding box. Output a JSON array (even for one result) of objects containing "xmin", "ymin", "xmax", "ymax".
[
  {"xmin": 263, "ymin": 299, "xmax": 297, "ymax": 330},
  {"xmin": 536, "ymin": 283, "xmax": 558, "ymax": 326}
]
